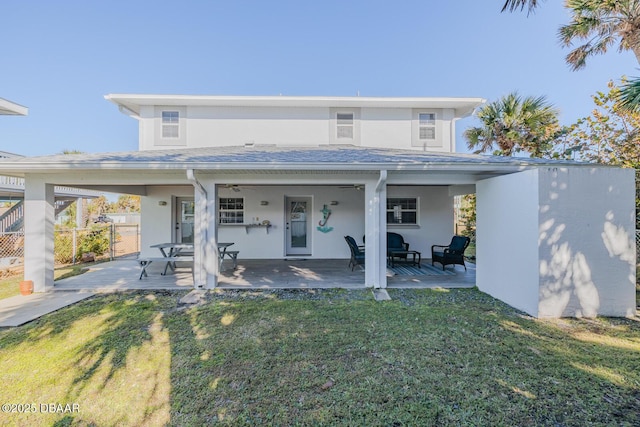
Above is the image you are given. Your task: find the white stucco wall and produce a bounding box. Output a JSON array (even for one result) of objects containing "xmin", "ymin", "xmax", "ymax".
[
  {"xmin": 386, "ymin": 185, "xmax": 454, "ymax": 255},
  {"xmin": 138, "ymin": 184, "xmax": 452, "ymax": 260},
  {"xmin": 477, "ymin": 167, "xmax": 636, "ymax": 318},
  {"xmin": 476, "ymin": 169, "xmax": 541, "ymax": 316},
  {"xmin": 537, "ymin": 167, "xmax": 636, "ymax": 318},
  {"xmin": 139, "ymin": 185, "xmax": 193, "ymax": 258},
  {"xmin": 137, "ymin": 106, "xmax": 456, "ymax": 152}
]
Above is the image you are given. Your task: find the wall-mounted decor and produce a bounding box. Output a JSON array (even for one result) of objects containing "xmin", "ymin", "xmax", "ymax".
[{"xmin": 317, "ymin": 204, "xmax": 333, "ymax": 233}]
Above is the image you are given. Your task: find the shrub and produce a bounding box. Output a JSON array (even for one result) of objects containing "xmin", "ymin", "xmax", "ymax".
[{"xmin": 54, "ymin": 225, "xmax": 111, "ymax": 264}]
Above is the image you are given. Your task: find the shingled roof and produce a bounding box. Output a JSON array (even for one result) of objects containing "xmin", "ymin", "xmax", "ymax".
[{"xmin": 0, "ymin": 145, "xmax": 588, "ymax": 174}]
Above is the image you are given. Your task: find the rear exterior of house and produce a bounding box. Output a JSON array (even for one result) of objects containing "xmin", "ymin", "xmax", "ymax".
[
  {"xmin": 0, "ymin": 94, "xmax": 634, "ymax": 318},
  {"xmin": 106, "ymin": 95, "xmax": 482, "ymax": 263}
]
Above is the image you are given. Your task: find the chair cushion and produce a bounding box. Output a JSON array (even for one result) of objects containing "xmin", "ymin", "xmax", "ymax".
[
  {"xmin": 387, "ymin": 232, "xmax": 406, "ymax": 250},
  {"xmin": 449, "ymin": 236, "xmax": 468, "ymax": 253}
]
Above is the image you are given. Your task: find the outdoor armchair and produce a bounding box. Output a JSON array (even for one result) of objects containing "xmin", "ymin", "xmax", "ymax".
[
  {"xmin": 387, "ymin": 232, "xmax": 409, "ymax": 259},
  {"xmin": 344, "ymin": 235, "xmax": 365, "ymax": 271},
  {"xmin": 431, "ymin": 235, "xmax": 471, "ymax": 271}
]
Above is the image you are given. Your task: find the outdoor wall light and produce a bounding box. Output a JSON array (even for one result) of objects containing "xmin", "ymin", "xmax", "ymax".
[
  {"xmin": 330, "ymin": 201, "xmax": 339, "ymax": 205},
  {"xmin": 260, "ymin": 201, "xmax": 269, "ymax": 206},
  {"xmin": 158, "ymin": 201, "xmax": 168, "ymax": 206}
]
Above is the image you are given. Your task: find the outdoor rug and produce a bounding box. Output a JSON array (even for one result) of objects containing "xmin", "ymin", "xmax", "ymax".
[{"xmin": 388, "ymin": 263, "xmax": 456, "ymax": 276}]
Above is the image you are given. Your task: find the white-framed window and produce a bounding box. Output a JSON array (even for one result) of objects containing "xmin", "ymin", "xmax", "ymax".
[
  {"xmin": 336, "ymin": 112, "xmax": 354, "ymax": 139},
  {"xmin": 219, "ymin": 198, "xmax": 244, "ymax": 224},
  {"xmin": 418, "ymin": 112, "xmax": 436, "ymax": 140},
  {"xmin": 162, "ymin": 111, "xmax": 180, "ymax": 138},
  {"xmin": 387, "ymin": 198, "xmax": 418, "ymax": 225}
]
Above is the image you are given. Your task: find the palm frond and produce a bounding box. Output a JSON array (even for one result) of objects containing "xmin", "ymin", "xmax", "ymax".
[
  {"xmin": 501, "ymin": 0, "xmax": 541, "ymax": 14},
  {"xmin": 618, "ymin": 76, "xmax": 640, "ymax": 112}
]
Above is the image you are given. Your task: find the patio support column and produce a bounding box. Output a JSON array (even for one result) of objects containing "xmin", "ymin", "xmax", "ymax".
[
  {"xmin": 24, "ymin": 175, "xmax": 55, "ymax": 293},
  {"xmin": 75, "ymin": 197, "xmax": 83, "ymax": 229},
  {"xmin": 188, "ymin": 170, "xmax": 219, "ymax": 289},
  {"xmin": 365, "ymin": 170, "xmax": 387, "ymax": 288}
]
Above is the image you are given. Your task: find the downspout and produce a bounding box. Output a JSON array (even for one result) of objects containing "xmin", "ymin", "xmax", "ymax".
[
  {"xmin": 450, "ymin": 117, "xmax": 459, "ymax": 153},
  {"xmin": 186, "ymin": 169, "xmax": 207, "ymax": 289},
  {"xmin": 376, "ymin": 170, "xmax": 387, "ymax": 192}
]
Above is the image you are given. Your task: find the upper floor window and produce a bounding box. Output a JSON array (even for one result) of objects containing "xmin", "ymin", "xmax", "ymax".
[
  {"xmin": 162, "ymin": 111, "xmax": 180, "ymax": 138},
  {"xmin": 336, "ymin": 112, "xmax": 354, "ymax": 139},
  {"xmin": 387, "ymin": 198, "xmax": 418, "ymax": 225},
  {"xmin": 219, "ymin": 197, "xmax": 244, "ymax": 224},
  {"xmin": 418, "ymin": 113, "xmax": 436, "ymax": 140}
]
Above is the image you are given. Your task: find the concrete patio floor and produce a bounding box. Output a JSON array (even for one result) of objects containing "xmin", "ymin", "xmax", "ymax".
[{"xmin": 53, "ymin": 258, "xmax": 476, "ymax": 291}]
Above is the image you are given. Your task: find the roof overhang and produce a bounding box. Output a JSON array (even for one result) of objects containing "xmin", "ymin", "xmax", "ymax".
[
  {"xmin": 105, "ymin": 94, "xmax": 485, "ymax": 119},
  {"xmin": 0, "ymin": 146, "xmax": 596, "ymax": 182},
  {"xmin": 0, "ymin": 98, "xmax": 28, "ymax": 116}
]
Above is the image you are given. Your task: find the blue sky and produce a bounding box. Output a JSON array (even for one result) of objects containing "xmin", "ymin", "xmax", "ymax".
[{"xmin": 1, "ymin": 0, "xmax": 637, "ymax": 156}]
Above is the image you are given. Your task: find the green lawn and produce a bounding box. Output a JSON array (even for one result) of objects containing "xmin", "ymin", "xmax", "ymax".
[
  {"xmin": 0, "ymin": 265, "xmax": 90, "ymax": 301},
  {"xmin": 0, "ymin": 288, "xmax": 638, "ymax": 426}
]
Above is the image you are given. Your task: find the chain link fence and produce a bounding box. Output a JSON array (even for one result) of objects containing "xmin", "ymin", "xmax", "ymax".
[
  {"xmin": 0, "ymin": 224, "xmax": 140, "ymax": 277},
  {"xmin": 0, "ymin": 232, "xmax": 25, "ymax": 278},
  {"xmin": 54, "ymin": 224, "xmax": 140, "ymax": 264}
]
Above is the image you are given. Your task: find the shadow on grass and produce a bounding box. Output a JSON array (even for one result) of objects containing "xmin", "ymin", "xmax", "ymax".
[
  {"xmin": 165, "ymin": 288, "xmax": 640, "ymax": 425},
  {"xmin": 1, "ymin": 288, "xmax": 639, "ymax": 425}
]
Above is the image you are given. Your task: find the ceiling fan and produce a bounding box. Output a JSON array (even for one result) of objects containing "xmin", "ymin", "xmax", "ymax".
[
  {"xmin": 223, "ymin": 184, "xmax": 242, "ymax": 192},
  {"xmin": 338, "ymin": 184, "xmax": 364, "ymax": 191}
]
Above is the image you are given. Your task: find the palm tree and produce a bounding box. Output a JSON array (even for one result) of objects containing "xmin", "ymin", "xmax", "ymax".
[
  {"xmin": 559, "ymin": 0, "xmax": 640, "ymax": 71},
  {"xmin": 619, "ymin": 75, "xmax": 640, "ymax": 111},
  {"xmin": 465, "ymin": 92, "xmax": 560, "ymax": 157},
  {"xmin": 501, "ymin": 0, "xmax": 541, "ymax": 14}
]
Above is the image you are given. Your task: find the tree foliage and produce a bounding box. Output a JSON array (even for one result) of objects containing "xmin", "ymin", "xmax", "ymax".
[
  {"xmin": 113, "ymin": 195, "xmax": 141, "ymax": 213},
  {"xmin": 501, "ymin": 0, "xmax": 542, "ymax": 14},
  {"xmin": 559, "ymin": 0, "xmax": 640, "ymax": 71},
  {"xmin": 568, "ymin": 79, "xmax": 640, "ymax": 167},
  {"xmin": 464, "ymin": 92, "xmax": 560, "ymax": 157}
]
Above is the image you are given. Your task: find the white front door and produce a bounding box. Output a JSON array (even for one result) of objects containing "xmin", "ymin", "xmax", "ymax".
[
  {"xmin": 175, "ymin": 198, "xmax": 195, "ymax": 243},
  {"xmin": 285, "ymin": 196, "xmax": 312, "ymax": 256}
]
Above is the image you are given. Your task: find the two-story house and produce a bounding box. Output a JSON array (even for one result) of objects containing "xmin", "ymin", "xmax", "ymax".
[{"xmin": 0, "ymin": 94, "xmax": 634, "ymax": 318}]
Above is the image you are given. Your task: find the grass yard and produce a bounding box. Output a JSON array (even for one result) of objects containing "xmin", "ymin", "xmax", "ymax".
[
  {"xmin": 0, "ymin": 288, "xmax": 638, "ymax": 426},
  {"xmin": 0, "ymin": 265, "xmax": 90, "ymax": 301}
]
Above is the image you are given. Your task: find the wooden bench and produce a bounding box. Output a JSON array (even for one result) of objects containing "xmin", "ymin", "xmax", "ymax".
[{"xmin": 138, "ymin": 256, "xmax": 194, "ymax": 279}]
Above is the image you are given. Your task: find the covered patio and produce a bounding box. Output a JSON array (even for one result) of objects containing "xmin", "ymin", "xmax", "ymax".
[{"xmin": 52, "ymin": 258, "xmax": 476, "ymax": 292}]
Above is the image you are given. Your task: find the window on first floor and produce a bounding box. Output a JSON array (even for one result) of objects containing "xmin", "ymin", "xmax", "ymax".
[
  {"xmin": 219, "ymin": 197, "xmax": 244, "ymax": 224},
  {"xmin": 387, "ymin": 198, "xmax": 418, "ymax": 225}
]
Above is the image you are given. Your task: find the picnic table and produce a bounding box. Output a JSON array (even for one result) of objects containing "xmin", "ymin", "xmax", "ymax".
[{"xmin": 139, "ymin": 242, "xmax": 238, "ymax": 279}]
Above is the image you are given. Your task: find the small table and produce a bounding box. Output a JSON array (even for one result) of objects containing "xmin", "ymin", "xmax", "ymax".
[{"xmin": 388, "ymin": 250, "xmax": 422, "ymax": 268}]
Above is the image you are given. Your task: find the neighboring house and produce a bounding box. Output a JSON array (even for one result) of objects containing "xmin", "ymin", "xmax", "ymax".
[
  {"xmin": 0, "ymin": 94, "xmax": 634, "ymax": 318},
  {"xmin": 0, "ymin": 98, "xmax": 100, "ymax": 231}
]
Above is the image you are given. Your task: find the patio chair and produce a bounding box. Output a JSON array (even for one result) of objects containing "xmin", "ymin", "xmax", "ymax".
[
  {"xmin": 431, "ymin": 235, "xmax": 471, "ymax": 271},
  {"xmin": 387, "ymin": 232, "xmax": 409, "ymax": 259},
  {"xmin": 344, "ymin": 235, "xmax": 365, "ymax": 271}
]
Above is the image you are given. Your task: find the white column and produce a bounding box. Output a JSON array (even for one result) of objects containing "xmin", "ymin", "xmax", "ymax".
[
  {"xmin": 75, "ymin": 197, "xmax": 83, "ymax": 228},
  {"xmin": 192, "ymin": 181, "xmax": 207, "ymax": 289},
  {"xmin": 203, "ymin": 180, "xmax": 219, "ymax": 289},
  {"xmin": 364, "ymin": 171, "xmax": 387, "ymax": 288},
  {"xmin": 188, "ymin": 171, "xmax": 220, "ymax": 289},
  {"xmin": 24, "ymin": 176, "xmax": 55, "ymax": 293}
]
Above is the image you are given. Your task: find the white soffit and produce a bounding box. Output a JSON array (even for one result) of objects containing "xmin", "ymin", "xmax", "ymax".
[
  {"xmin": 105, "ymin": 94, "xmax": 486, "ymax": 118},
  {"xmin": 0, "ymin": 98, "xmax": 28, "ymax": 116}
]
